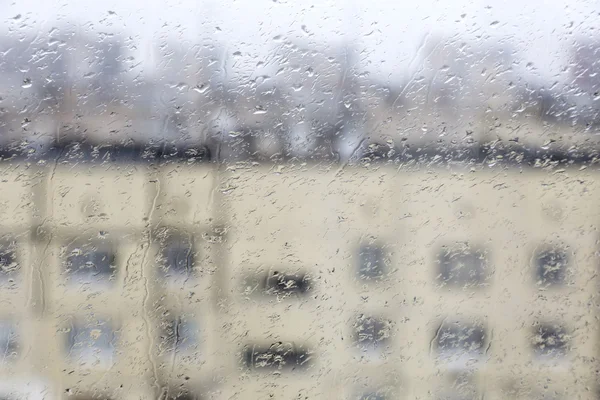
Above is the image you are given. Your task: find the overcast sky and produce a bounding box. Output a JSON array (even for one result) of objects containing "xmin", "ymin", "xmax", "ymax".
[{"xmin": 1, "ymin": 0, "xmax": 599, "ymax": 85}]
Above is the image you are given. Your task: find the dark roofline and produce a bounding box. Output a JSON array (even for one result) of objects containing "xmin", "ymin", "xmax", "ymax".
[{"xmin": 0, "ymin": 139, "xmax": 598, "ymax": 167}]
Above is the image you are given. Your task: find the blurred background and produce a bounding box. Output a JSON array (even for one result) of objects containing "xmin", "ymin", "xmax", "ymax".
[{"xmin": 0, "ymin": 0, "xmax": 599, "ymax": 398}]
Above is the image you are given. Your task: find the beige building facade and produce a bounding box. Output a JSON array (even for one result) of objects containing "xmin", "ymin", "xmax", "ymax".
[{"xmin": 0, "ymin": 161, "xmax": 596, "ymax": 399}]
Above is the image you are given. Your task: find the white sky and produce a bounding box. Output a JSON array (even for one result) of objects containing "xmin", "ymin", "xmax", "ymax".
[{"xmin": 1, "ymin": 0, "xmax": 599, "ymax": 85}]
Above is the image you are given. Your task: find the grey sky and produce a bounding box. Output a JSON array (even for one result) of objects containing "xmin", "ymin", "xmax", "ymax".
[{"xmin": 1, "ymin": 0, "xmax": 599, "ymax": 84}]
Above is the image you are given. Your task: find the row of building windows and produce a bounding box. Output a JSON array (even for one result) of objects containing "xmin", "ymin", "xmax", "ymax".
[
  {"xmin": 242, "ymin": 320, "xmax": 571, "ymax": 371},
  {"xmin": 0, "ymin": 237, "xmax": 194, "ymax": 285},
  {"xmin": 0, "ymin": 239, "xmax": 573, "ymax": 288},
  {"xmin": 65, "ymin": 238, "xmax": 195, "ymax": 284},
  {"xmin": 354, "ymin": 317, "xmax": 569, "ymax": 363},
  {"xmin": 360, "ymin": 243, "xmax": 571, "ymax": 287},
  {"xmin": 0, "ymin": 317, "xmax": 569, "ymax": 367},
  {"xmin": 0, "ymin": 318, "xmax": 199, "ymax": 365}
]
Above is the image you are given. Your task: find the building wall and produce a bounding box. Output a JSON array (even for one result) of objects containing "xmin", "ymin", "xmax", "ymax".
[{"xmin": 0, "ymin": 162, "xmax": 596, "ymax": 399}]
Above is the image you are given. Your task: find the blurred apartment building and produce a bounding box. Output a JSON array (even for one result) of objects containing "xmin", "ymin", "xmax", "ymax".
[
  {"xmin": 0, "ymin": 160, "xmax": 596, "ymax": 399},
  {"xmin": 0, "ymin": 29, "xmax": 598, "ymax": 400}
]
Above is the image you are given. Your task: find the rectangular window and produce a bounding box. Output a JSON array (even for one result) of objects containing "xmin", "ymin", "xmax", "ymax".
[
  {"xmin": 535, "ymin": 247, "xmax": 568, "ymax": 287},
  {"xmin": 161, "ymin": 237, "xmax": 194, "ymax": 278},
  {"xmin": 261, "ymin": 271, "xmax": 311, "ymax": 296},
  {"xmin": 438, "ymin": 245, "xmax": 487, "ymax": 288},
  {"xmin": 0, "ymin": 240, "xmax": 17, "ymax": 282},
  {"xmin": 66, "ymin": 243, "xmax": 115, "ymax": 286},
  {"xmin": 67, "ymin": 320, "xmax": 115, "ymax": 366},
  {"xmin": 354, "ymin": 314, "xmax": 391, "ymax": 357},
  {"xmin": 532, "ymin": 323, "xmax": 569, "ymax": 359},
  {"xmin": 243, "ymin": 342, "xmax": 311, "ymax": 370},
  {"xmin": 435, "ymin": 321, "xmax": 486, "ymax": 366},
  {"xmin": 0, "ymin": 321, "xmax": 18, "ymax": 363},
  {"xmin": 358, "ymin": 244, "xmax": 385, "ymax": 280},
  {"xmin": 160, "ymin": 316, "xmax": 198, "ymax": 354}
]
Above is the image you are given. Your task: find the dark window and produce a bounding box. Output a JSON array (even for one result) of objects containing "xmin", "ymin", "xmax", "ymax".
[
  {"xmin": 161, "ymin": 237, "xmax": 194, "ymax": 277},
  {"xmin": 243, "ymin": 342, "xmax": 311, "ymax": 370},
  {"xmin": 0, "ymin": 240, "xmax": 17, "ymax": 280},
  {"xmin": 0, "ymin": 322, "xmax": 18, "ymax": 362},
  {"xmin": 66, "ymin": 243, "xmax": 115, "ymax": 285},
  {"xmin": 535, "ymin": 247, "xmax": 568, "ymax": 286},
  {"xmin": 358, "ymin": 244, "xmax": 385, "ymax": 280},
  {"xmin": 67, "ymin": 321, "xmax": 115, "ymax": 363},
  {"xmin": 160, "ymin": 316, "xmax": 198, "ymax": 354},
  {"xmin": 261, "ymin": 271, "xmax": 311, "ymax": 296},
  {"xmin": 532, "ymin": 323, "xmax": 569, "ymax": 358},
  {"xmin": 435, "ymin": 321, "xmax": 485, "ymax": 360},
  {"xmin": 354, "ymin": 315, "xmax": 391, "ymax": 354},
  {"xmin": 438, "ymin": 246, "xmax": 487, "ymax": 287}
]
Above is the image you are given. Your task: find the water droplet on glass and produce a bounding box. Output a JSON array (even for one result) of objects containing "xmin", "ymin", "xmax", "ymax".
[
  {"xmin": 254, "ymin": 107, "xmax": 267, "ymax": 115},
  {"xmin": 193, "ymin": 85, "xmax": 209, "ymax": 94}
]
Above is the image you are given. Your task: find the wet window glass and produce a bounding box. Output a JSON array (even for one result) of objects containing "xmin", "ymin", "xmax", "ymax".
[
  {"xmin": 67, "ymin": 320, "xmax": 115, "ymax": 367},
  {"xmin": 0, "ymin": 322, "xmax": 18, "ymax": 363},
  {"xmin": 243, "ymin": 342, "xmax": 311, "ymax": 371},
  {"xmin": 160, "ymin": 315, "xmax": 199, "ymax": 355},
  {"xmin": 535, "ymin": 246, "xmax": 569, "ymax": 287},
  {"xmin": 262, "ymin": 271, "xmax": 311, "ymax": 296},
  {"xmin": 160, "ymin": 235, "xmax": 194, "ymax": 279},
  {"xmin": 353, "ymin": 314, "xmax": 391, "ymax": 358},
  {"xmin": 435, "ymin": 321, "xmax": 486, "ymax": 368},
  {"xmin": 438, "ymin": 245, "xmax": 488, "ymax": 288},
  {"xmin": 65, "ymin": 242, "xmax": 115, "ymax": 287},
  {"xmin": 1, "ymin": 0, "xmax": 599, "ymax": 398},
  {"xmin": 0, "ymin": 240, "xmax": 18, "ymax": 284},
  {"xmin": 532, "ymin": 323, "xmax": 569, "ymax": 359},
  {"xmin": 358, "ymin": 244, "xmax": 386, "ymax": 280}
]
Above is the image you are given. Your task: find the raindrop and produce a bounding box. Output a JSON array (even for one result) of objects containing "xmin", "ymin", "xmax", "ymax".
[
  {"xmin": 193, "ymin": 84, "xmax": 209, "ymax": 94},
  {"xmin": 254, "ymin": 107, "xmax": 267, "ymax": 115}
]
